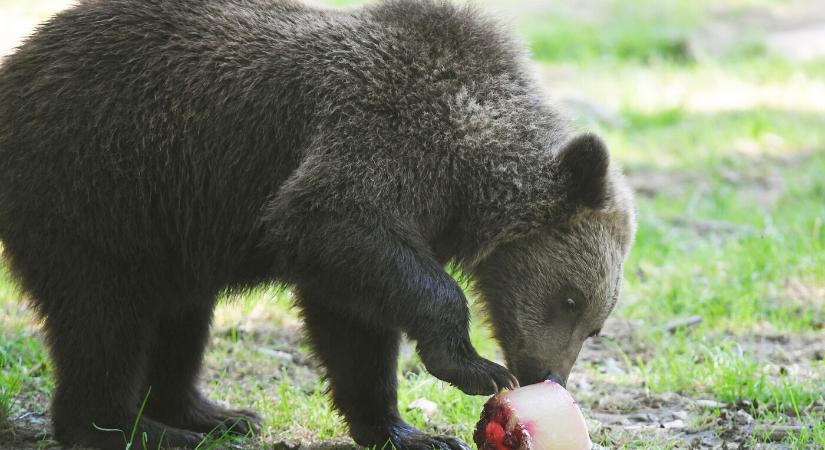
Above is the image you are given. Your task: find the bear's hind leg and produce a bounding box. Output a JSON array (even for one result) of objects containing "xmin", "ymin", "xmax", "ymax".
[
  {"xmin": 142, "ymin": 302, "xmax": 261, "ymax": 437},
  {"xmin": 38, "ymin": 278, "xmax": 204, "ymax": 450},
  {"xmin": 300, "ymin": 292, "xmax": 471, "ymax": 450}
]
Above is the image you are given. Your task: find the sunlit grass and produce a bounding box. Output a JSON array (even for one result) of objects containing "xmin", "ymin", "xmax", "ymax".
[
  {"xmin": 523, "ymin": 0, "xmax": 703, "ymax": 63},
  {"xmin": 636, "ymin": 336, "xmax": 824, "ymax": 408}
]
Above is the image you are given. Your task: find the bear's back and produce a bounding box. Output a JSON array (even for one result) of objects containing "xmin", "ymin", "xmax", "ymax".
[
  {"xmin": 0, "ymin": 0, "xmax": 547, "ymax": 281},
  {"xmin": 0, "ymin": 0, "xmax": 334, "ymax": 276}
]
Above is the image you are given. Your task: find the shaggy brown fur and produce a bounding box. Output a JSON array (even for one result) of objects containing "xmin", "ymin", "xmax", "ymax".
[{"xmin": 0, "ymin": 0, "xmax": 635, "ymax": 448}]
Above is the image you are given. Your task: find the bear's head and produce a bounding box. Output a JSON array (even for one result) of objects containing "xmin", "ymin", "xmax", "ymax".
[{"xmin": 472, "ymin": 133, "xmax": 636, "ymax": 387}]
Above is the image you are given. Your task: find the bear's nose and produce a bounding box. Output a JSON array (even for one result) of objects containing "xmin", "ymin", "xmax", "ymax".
[{"xmin": 545, "ymin": 373, "xmax": 567, "ymax": 388}]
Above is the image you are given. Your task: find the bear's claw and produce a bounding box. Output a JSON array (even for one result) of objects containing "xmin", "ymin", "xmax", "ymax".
[
  {"xmin": 418, "ymin": 338, "xmax": 517, "ymax": 396},
  {"xmin": 449, "ymin": 356, "xmax": 518, "ymax": 396},
  {"xmin": 382, "ymin": 422, "xmax": 473, "ymax": 450}
]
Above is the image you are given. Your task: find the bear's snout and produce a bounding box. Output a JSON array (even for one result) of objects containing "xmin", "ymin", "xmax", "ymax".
[{"xmin": 545, "ymin": 372, "xmax": 567, "ymax": 388}]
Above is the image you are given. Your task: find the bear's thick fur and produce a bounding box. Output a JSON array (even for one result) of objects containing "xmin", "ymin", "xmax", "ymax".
[{"xmin": 0, "ymin": 0, "xmax": 635, "ymax": 448}]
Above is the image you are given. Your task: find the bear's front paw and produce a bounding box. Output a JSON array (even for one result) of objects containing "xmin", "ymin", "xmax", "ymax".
[
  {"xmin": 419, "ymin": 342, "xmax": 517, "ymax": 396},
  {"xmin": 391, "ymin": 431, "xmax": 472, "ymax": 450},
  {"xmin": 360, "ymin": 422, "xmax": 471, "ymax": 450}
]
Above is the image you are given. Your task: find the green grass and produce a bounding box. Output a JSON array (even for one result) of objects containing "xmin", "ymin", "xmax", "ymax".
[
  {"xmin": 523, "ymin": 0, "xmax": 702, "ymax": 63},
  {"xmin": 2, "ymin": 0, "xmax": 825, "ymax": 448},
  {"xmin": 518, "ymin": 0, "xmax": 782, "ymax": 63},
  {"xmin": 0, "ymin": 263, "xmax": 51, "ymax": 428},
  {"xmin": 610, "ymin": 106, "xmax": 825, "ymax": 335},
  {"xmin": 0, "ymin": 375, "xmax": 19, "ymax": 424},
  {"xmin": 637, "ymin": 336, "xmax": 824, "ymax": 410}
]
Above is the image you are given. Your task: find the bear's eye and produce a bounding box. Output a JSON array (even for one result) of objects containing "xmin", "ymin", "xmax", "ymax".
[{"xmin": 550, "ymin": 286, "xmax": 585, "ymax": 318}]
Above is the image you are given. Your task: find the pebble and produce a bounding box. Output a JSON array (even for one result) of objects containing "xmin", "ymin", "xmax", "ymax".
[
  {"xmin": 257, "ymin": 347, "xmax": 294, "ymax": 362},
  {"xmin": 662, "ymin": 419, "xmax": 685, "ymax": 429},
  {"xmin": 695, "ymin": 399, "xmax": 727, "ymax": 409},
  {"xmin": 601, "ymin": 358, "xmax": 625, "ymax": 375},
  {"xmin": 407, "ymin": 398, "xmax": 438, "ymax": 418},
  {"xmin": 627, "ymin": 412, "xmax": 655, "ymax": 423},
  {"xmin": 734, "ymin": 410, "xmax": 754, "ymax": 425}
]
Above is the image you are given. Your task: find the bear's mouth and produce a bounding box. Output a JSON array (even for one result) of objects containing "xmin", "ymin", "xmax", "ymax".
[
  {"xmin": 509, "ymin": 360, "xmax": 567, "ymax": 388},
  {"xmin": 544, "ymin": 373, "xmax": 567, "ymax": 388}
]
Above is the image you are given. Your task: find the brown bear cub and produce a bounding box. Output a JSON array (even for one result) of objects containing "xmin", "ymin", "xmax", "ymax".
[{"xmin": 0, "ymin": 0, "xmax": 636, "ymax": 449}]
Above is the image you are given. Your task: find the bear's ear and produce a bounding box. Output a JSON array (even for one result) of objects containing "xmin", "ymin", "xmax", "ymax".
[{"xmin": 556, "ymin": 133, "xmax": 610, "ymax": 210}]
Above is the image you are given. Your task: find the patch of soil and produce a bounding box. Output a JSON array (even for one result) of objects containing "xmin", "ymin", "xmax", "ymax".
[
  {"xmin": 0, "ymin": 412, "xmax": 60, "ymax": 450},
  {"xmin": 573, "ymin": 318, "xmax": 825, "ymax": 449}
]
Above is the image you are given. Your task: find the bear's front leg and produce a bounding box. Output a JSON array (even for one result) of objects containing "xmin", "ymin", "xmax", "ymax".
[
  {"xmin": 401, "ymin": 268, "xmax": 519, "ymax": 396},
  {"xmin": 270, "ymin": 210, "xmax": 516, "ymax": 397},
  {"xmin": 265, "ymin": 162, "xmax": 517, "ymax": 397},
  {"xmin": 299, "ymin": 296, "xmax": 471, "ymax": 450}
]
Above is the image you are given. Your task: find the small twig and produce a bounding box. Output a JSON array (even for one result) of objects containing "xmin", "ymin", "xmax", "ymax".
[
  {"xmin": 664, "ymin": 316, "xmax": 703, "ymax": 333},
  {"xmin": 13, "ymin": 412, "xmax": 35, "ymax": 421}
]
